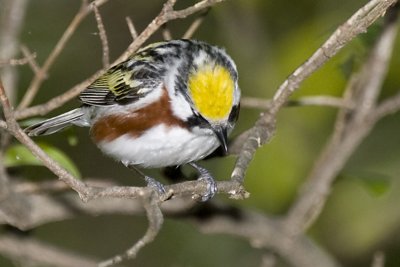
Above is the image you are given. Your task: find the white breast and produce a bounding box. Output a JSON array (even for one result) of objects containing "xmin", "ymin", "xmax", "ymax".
[{"xmin": 97, "ymin": 124, "xmax": 220, "ymax": 168}]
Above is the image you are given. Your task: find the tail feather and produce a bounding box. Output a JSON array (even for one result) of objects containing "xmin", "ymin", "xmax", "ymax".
[{"xmin": 25, "ymin": 108, "xmax": 86, "ymax": 136}]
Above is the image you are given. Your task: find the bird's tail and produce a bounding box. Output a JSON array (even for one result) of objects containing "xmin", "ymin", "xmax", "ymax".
[{"xmin": 25, "ymin": 108, "xmax": 86, "ymax": 136}]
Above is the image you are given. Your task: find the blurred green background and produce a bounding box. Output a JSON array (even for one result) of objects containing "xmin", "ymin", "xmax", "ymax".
[{"xmin": 2, "ymin": 0, "xmax": 400, "ymax": 266}]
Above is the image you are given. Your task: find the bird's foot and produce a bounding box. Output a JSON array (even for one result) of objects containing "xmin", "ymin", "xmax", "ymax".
[
  {"xmin": 145, "ymin": 176, "xmax": 173, "ymax": 201},
  {"xmin": 124, "ymin": 162, "xmax": 172, "ymax": 201},
  {"xmin": 190, "ymin": 163, "xmax": 217, "ymax": 201}
]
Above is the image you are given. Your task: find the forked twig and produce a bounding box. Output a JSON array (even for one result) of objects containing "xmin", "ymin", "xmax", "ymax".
[
  {"xmin": 20, "ymin": 45, "xmax": 41, "ymax": 75},
  {"xmin": 93, "ymin": 3, "xmax": 110, "ymax": 68},
  {"xmin": 17, "ymin": 0, "xmax": 110, "ymax": 110},
  {"xmin": 182, "ymin": 8, "xmax": 210, "ymax": 39},
  {"xmin": 99, "ymin": 192, "xmax": 163, "ymax": 267},
  {"xmin": 284, "ymin": 1, "xmax": 399, "ymax": 236},
  {"xmin": 162, "ymin": 24, "xmax": 173, "ymax": 40},
  {"xmin": 230, "ymin": 0, "xmax": 397, "ymax": 185},
  {"xmin": 125, "ymin": 16, "xmax": 138, "ymax": 40}
]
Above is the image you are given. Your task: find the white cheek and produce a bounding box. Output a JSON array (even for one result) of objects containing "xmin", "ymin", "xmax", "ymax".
[
  {"xmin": 170, "ymin": 93, "xmax": 193, "ymax": 120},
  {"xmin": 164, "ymin": 58, "xmax": 193, "ymax": 120}
]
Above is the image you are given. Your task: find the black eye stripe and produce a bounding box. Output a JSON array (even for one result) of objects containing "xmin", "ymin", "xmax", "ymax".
[
  {"xmin": 186, "ymin": 113, "xmax": 210, "ymax": 129},
  {"xmin": 228, "ymin": 104, "xmax": 240, "ymax": 123}
]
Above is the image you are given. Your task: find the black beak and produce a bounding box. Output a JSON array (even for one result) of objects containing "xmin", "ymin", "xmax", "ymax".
[{"xmin": 212, "ymin": 125, "xmax": 228, "ymax": 154}]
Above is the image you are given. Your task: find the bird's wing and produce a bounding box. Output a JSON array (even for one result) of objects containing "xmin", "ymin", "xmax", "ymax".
[{"xmin": 79, "ymin": 58, "xmax": 164, "ymax": 106}]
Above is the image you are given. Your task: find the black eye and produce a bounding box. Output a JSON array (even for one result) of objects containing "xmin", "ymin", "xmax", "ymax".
[{"xmin": 228, "ymin": 104, "xmax": 240, "ymax": 123}]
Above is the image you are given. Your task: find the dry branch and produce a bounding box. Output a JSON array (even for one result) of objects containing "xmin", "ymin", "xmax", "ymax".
[
  {"xmin": 0, "ymin": 0, "xmax": 28, "ymax": 104},
  {"xmin": 284, "ymin": 1, "xmax": 399, "ymax": 236},
  {"xmin": 99, "ymin": 192, "xmax": 164, "ymax": 267},
  {"xmin": 17, "ymin": 0, "xmax": 110, "ymax": 110},
  {"xmin": 182, "ymin": 8, "xmax": 210, "ymax": 39},
  {"xmin": 93, "ymin": 3, "xmax": 110, "ymax": 68},
  {"xmin": 125, "ymin": 16, "xmax": 138, "ymax": 40},
  {"xmin": 230, "ymin": 0, "xmax": 398, "ymax": 185}
]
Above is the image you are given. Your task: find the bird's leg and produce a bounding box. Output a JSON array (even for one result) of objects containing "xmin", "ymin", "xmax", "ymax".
[
  {"xmin": 122, "ymin": 161, "xmax": 167, "ymax": 197},
  {"xmin": 189, "ymin": 162, "xmax": 217, "ymax": 201}
]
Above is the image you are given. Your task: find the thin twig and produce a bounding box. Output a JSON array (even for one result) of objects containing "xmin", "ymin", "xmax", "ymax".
[
  {"xmin": 0, "ymin": 0, "xmax": 29, "ymax": 104},
  {"xmin": 182, "ymin": 8, "xmax": 210, "ymax": 39},
  {"xmin": 116, "ymin": 0, "xmax": 226, "ymax": 63},
  {"xmin": 99, "ymin": 192, "xmax": 164, "ymax": 267},
  {"xmin": 0, "ymin": 181, "xmax": 197, "ymax": 229},
  {"xmin": 93, "ymin": 3, "xmax": 110, "ymax": 68},
  {"xmin": 17, "ymin": 0, "xmax": 110, "ymax": 110},
  {"xmin": 0, "ymin": 53, "xmax": 35, "ymax": 67},
  {"xmin": 20, "ymin": 45, "xmax": 41, "ymax": 75},
  {"xmin": 372, "ymin": 90, "xmax": 400, "ymax": 120},
  {"xmin": 162, "ymin": 24, "xmax": 173, "ymax": 40},
  {"xmin": 125, "ymin": 16, "xmax": 138, "ymax": 40}
]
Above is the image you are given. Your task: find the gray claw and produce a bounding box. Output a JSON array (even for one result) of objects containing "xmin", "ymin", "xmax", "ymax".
[
  {"xmin": 190, "ymin": 163, "xmax": 217, "ymax": 201},
  {"xmin": 125, "ymin": 163, "xmax": 171, "ymax": 200},
  {"xmin": 145, "ymin": 176, "xmax": 167, "ymax": 195},
  {"xmin": 197, "ymin": 174, "xmax": 217, "ymax": 201}
]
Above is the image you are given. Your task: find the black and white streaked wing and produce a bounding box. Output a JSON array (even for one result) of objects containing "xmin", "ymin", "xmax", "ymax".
[{"xmin": 79, "ymin": 57, "xmax": 165, "ymax": 106}]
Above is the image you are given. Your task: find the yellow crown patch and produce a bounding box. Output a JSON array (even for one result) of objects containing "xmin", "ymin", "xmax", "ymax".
[{"xmin": 188, "ymin": 65, "xmax": 234, "ymax": 120}]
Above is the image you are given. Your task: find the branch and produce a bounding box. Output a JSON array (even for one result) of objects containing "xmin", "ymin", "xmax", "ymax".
[
  {"xmin": 116, "ymin": 0, "xmax": 226, "ymax": 63},
  {"xmin": 182, "ymin": 8, "xmax": 210, "ymax": 39},
  {"xmin": 372, "ymin": 90, "xmax": 400, "ymax": 120},
  {"xmin": 162, "ymin": 24, "xmax": 173, "ymax": 40},
  {"xmin": 284, "ymin": 2, "xmax": 399, "ymax": 236},
  {"xmin": 99, "ymin": 192, "xmax": 164, "ymax": 267},
  {"xmin": 20, "ymin": 45, "xmax": 41, "ymax": 74},
  {"xmin": 230, "ymin": 0, "xmax": 398, "ymax": 184},
  {"xmin": 0, "ymin": 53, "xmax": 36, "ymax": 67},
  {"xmin": 0, "ymin": 184, "xmax": 336, "ymax": 267},
  {"xmin": 125, "ymin": 16, "xmax": 138, "ymax": 40},
  {"xmin": 17, "ymin": 0, "xmax": 110, "ymax": 110},
  {"xmin": 93, "ymin": 3, "xmax": 110, "ymax": 68},
  {"xmin": 195, "ymin": 207, "xmax": 340, "ymax": 267},
  {"xmin": 0, "ymin": 78, "xmax": 93, "ymax": 201},
  {"xmin": 0, "ymin": 0, "xmax": 29, "ymax": 104}
]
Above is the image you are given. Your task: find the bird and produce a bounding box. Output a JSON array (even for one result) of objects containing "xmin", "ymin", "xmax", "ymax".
[{"xmin": 25, "ymin": 39, "xmax": 241, "ymax": 201}]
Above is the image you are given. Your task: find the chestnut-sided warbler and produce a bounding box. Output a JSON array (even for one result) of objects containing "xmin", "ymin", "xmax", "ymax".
[{"xmin": 25, "ymin": 39, "xmax": 240, "ymax": 201}]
